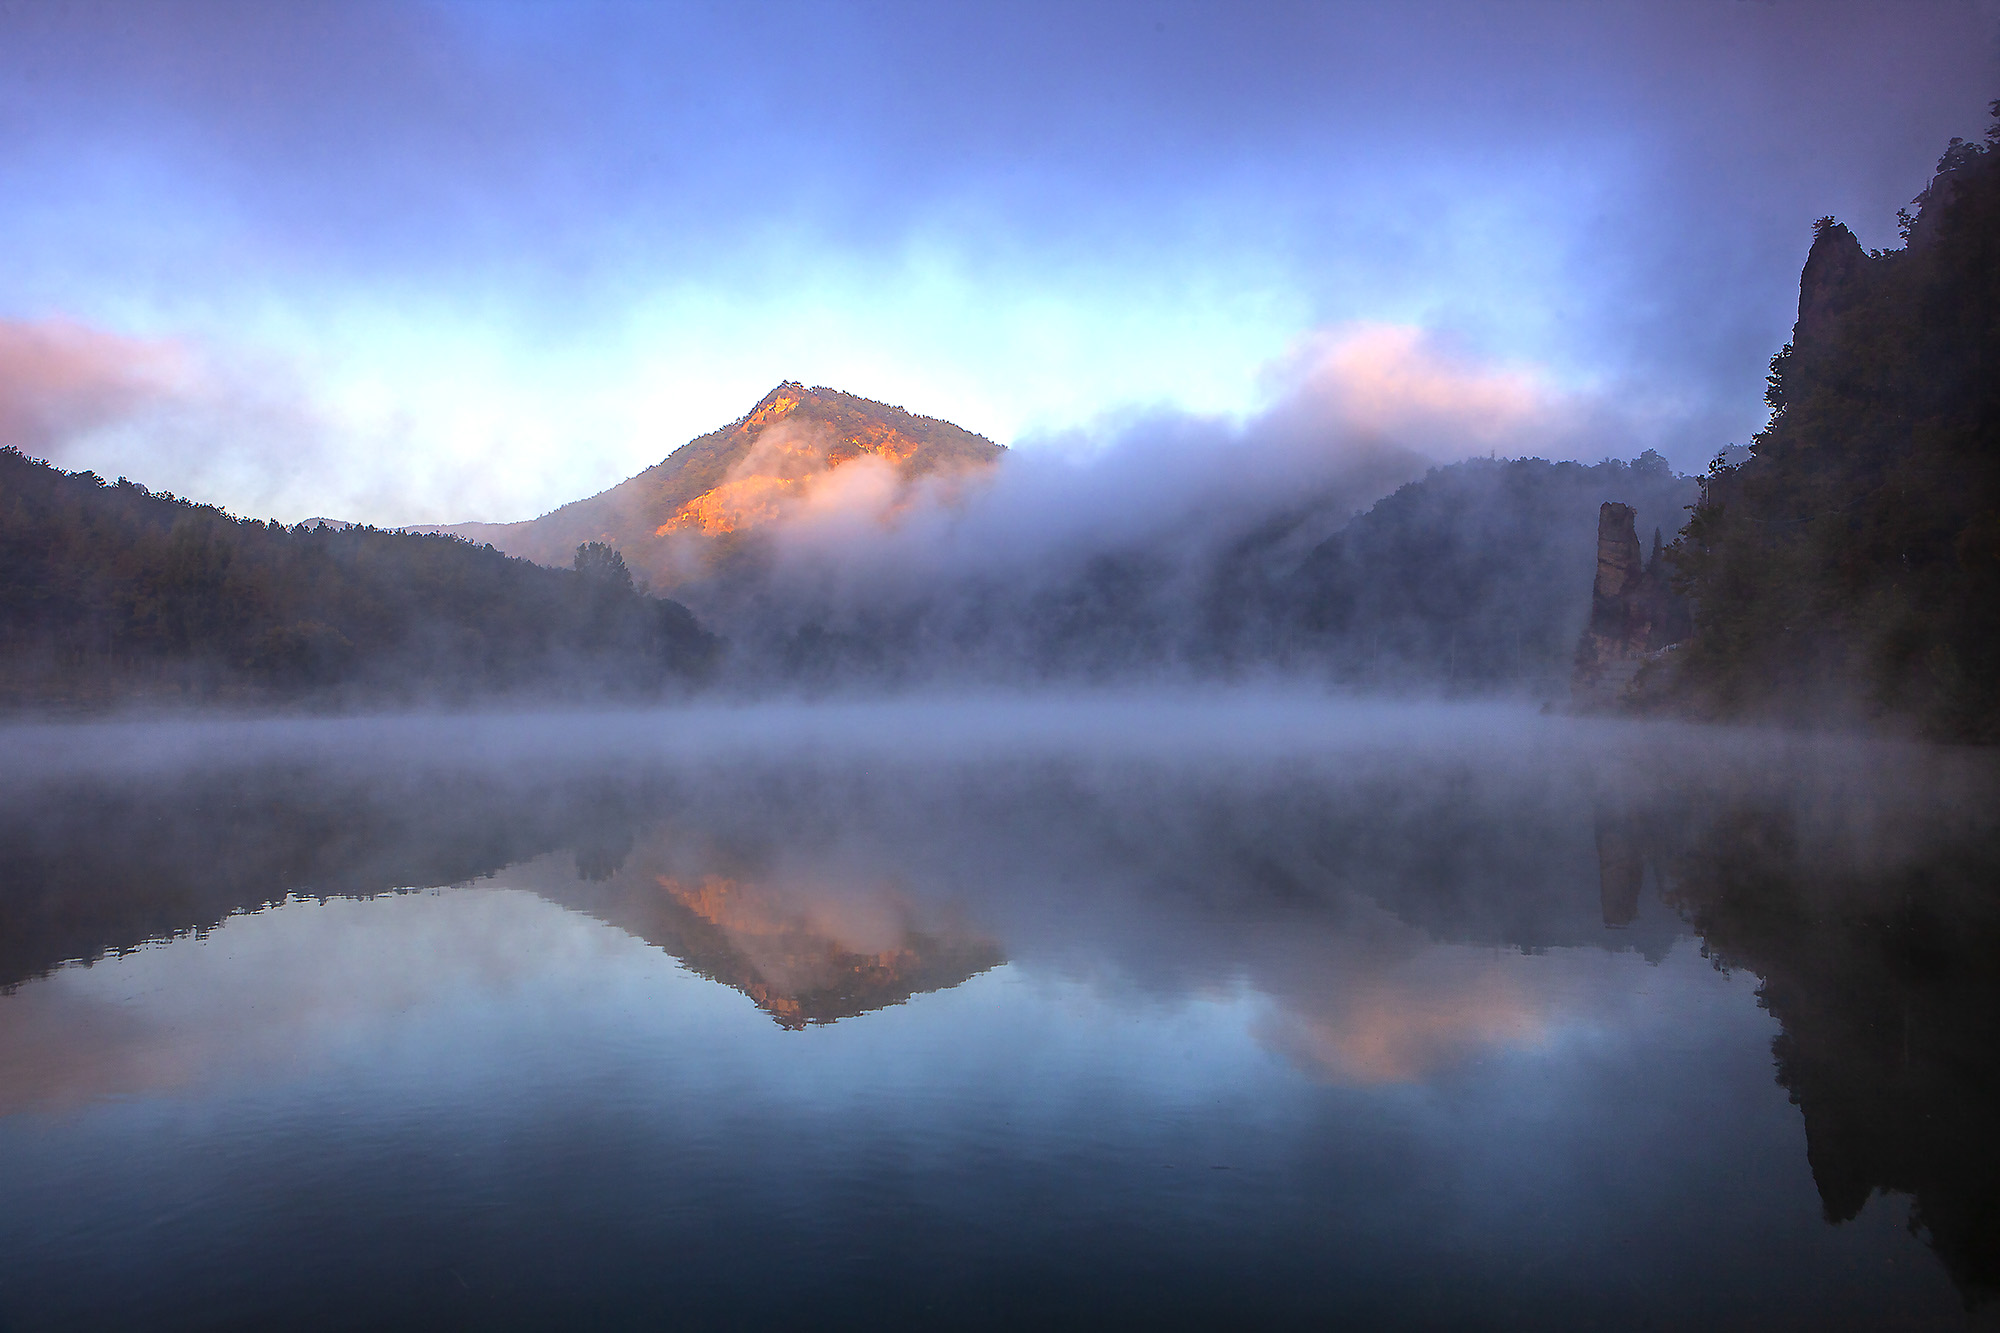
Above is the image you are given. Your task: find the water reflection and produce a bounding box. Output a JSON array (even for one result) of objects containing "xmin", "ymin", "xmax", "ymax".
[
  {"xmin": 534, "ymin": 857, "xmax": 1004, "ymax": 1029},
  {"xmin": 0, "ymin": 888, "xmax": 621, "ymax": 1117},
  {"xmin": 1662, "ymin": 795, "xmax": 2000, "ymax": 1306},
  {"xmin": 0, "ymin": 703, "xmax": 1995, "ymax": 1323}
]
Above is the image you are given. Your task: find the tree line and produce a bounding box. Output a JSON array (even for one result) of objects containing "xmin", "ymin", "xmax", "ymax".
[{"xmin": 0, "ymin": 447, "xmax": 716, "ymax": 707}]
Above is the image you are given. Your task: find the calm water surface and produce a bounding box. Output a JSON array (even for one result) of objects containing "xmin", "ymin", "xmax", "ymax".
[{"xmin": 1, "ymin": 698, "xmax": 1995, "ymax": 1330}]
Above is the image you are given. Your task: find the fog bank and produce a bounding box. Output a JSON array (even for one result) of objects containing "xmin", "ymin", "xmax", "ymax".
[{"xmin": 665, "ymin": 329, "xmax": 1701, "ymax": 694}]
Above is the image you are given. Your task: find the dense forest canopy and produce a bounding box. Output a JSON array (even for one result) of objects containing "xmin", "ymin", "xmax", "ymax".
[
  {"xmin": 1668, "ymin": 104, "xmax": 2000, "ymax": 740},
  {"xmin": 0, "ymin": 447, "xmax": 717, "ymax": 706}
]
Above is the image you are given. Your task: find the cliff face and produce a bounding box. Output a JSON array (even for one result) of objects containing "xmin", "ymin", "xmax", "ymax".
[
  {"xmin": 1667, "ymin": 115, "xmax": 2000, "ymax": 737},
  {"xmin": 427, "ymin": 382, "xmax": 1003, "ymax": 588},
  {"xmin": 1571, "ymin": 501, "xmax": 1687, "ymax": 708},
  {"xmin": 1793, "ymin": 220, "xmax": 1872, "ymax": 351}
]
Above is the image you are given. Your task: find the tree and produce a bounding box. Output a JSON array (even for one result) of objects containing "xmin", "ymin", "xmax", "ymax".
[{"xmin": 573, "ymin": 542, "xmax": 634, "ymax": 594}]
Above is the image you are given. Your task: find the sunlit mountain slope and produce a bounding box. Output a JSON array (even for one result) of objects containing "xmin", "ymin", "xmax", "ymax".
[{"xmin": 423, "ymin": 382, "xmax": 1003, "ymax": 586}]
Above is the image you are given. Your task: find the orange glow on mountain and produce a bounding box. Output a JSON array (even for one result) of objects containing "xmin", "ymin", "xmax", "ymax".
[
  {"xmin": 654, "ymin": 419, "xmax": 929, "ymax": 537},
  {"xmin": 745, "ymin": 390, "xmax": 802, "ymax": 426},
  {"xmin": 664, "ymin": 474, "xmax": 800, "ymax": 534},
  {"xmin": 645, "ymin": 383, "xmax": 998, "ymax": 542},
  {"xmin": 449, "ymin": 380, "xmax": 1001, "ymax": 582}
]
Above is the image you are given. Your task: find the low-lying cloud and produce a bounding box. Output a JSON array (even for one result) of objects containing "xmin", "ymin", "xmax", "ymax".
[
  {"xmin": 666, "ymin": 321, "xmax": 1677, "ymax": 686},
  {"xmin": 1262, "ymin": 323, "xmax": 1575, "ymax": 450},
  {"xmin": 0, "ymin": 318, "xmax": 191, "ymax": 455},
  {"xmin": 0, "ymin": 314, "xmax": 349, "ymax": 519},
  {"xmin": 766, "ymin": 321, "xmax": 1651, "ymax": 563}
]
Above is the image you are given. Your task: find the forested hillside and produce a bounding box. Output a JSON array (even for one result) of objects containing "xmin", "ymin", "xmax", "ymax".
[
  {"xmin": 0, "ymin": 448, "xmax": 717, "ymax": 707},
  {"xmin": 1670, "ymin": 107, "xmax": 2000, "ymax": 739},
  {"xmin": 1252, "ymin": 452, "xmax": 1694, "ymax": 691},
  {"xmin": 726, "ymin": 450, "xmax": 1694, "ymax": 692}
]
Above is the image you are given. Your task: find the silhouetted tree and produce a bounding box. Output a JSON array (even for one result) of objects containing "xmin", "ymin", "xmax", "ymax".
[{"xmin": 573, "ymin": 541, "xmax": 634, "ymax": 593}]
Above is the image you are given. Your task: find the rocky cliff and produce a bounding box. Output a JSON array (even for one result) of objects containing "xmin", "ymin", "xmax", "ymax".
[
  {"xmin": 1666, "ymin": 111, "xmax": 2000, "ymax": 737},
  {"xmin": 1571, "ymin": 501, "xmax": 1687, "ymax": 708},
  {"xmin": 1793, "ymin": 218, "xmax": 1873, "ymax": 351}
]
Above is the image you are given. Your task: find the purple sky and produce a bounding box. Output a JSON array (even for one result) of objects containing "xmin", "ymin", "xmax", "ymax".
[{"xmin": 0, "ymin": 0, "xmax": 1994, "ymax": 522}]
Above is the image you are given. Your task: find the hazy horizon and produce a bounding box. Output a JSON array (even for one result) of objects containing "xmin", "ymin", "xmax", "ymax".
[{"xmin": 2, "ymin": 1, "xmax": 1995, "ymax": 525}]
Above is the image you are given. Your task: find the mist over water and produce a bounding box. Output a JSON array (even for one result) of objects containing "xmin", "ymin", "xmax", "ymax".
[
  {"xmin": 2, "ymin": 696, "xmax": 1994, "ymax": 1328},
  {"xmin": 4, "ymin": 8, "xmax": 1996, "ymax": 1326}
]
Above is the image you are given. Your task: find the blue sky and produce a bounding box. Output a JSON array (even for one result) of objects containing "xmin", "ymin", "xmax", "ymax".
[{"xmin": 0, "ymin": 0, "xmax": 1994, "ymax": 522}]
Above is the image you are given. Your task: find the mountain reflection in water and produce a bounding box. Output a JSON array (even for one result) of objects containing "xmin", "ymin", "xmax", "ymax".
[
  {"xmin": 0, "ymin": 700, "xmax": 1995, "ymax": 1329},
  {"xmin": 535, "ymin": 860, "xmax": 1005, "ymax": 1030}
]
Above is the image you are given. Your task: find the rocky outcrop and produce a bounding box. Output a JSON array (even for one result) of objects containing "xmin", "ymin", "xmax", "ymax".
[
  {"xmin": 1904, "ymin": 137, "xmax": 2000, "ymax": 252},
  {"xmin": 1795, "ymin": 219, "xmax": 1872, "ymax": 351},
  {"xmin": 1571, "ymin": 501, "xmax": 1687, "ymax": 709}
]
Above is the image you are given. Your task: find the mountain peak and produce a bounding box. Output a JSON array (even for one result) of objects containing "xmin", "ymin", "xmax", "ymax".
[
  {"xmin": 657, "ymin": 382, "xmax": 1000, "ymax": 539},
  {"xmin": 429, "ymin": 382, "xmax": 1003, "ymax": 585},
  {"xmin": 745, "ymin": 381, "xmax": 810, "ymax": 427}
]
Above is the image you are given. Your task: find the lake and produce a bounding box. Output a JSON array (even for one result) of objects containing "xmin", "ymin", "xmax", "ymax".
[{"xmin": 2, "ymin": 696, "xmax": 1995, "ymax": 1330}]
